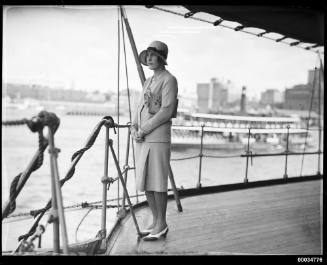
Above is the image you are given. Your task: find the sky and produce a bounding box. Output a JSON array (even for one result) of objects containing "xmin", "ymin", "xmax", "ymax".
[{"xmin": 3, "ymin": 5, "xmax": 324, "ymax": 100}]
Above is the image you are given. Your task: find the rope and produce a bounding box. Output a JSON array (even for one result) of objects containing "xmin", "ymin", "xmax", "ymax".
[
  {"xmin": 171, "ymin": 153, "xmax": 242, "ymax": 161},
  {"xmin": 203, "ymin": 154, "xmax": 242, "ymax": 159},
  {"xmin": 120, "ymin": 6, "xmax": 139, "ymax": 203},
  {"xmin": 14, "ymin": 118, "xmax": 108, "ymax": 243},
  {"xmin": 171, "ymin": 155, "xmax": 200, "ymax": 161},
  {"xmin": 30, "ymin": 119, "xmax": 106, "ymax": 219},
  {"xmin": 75, "ymin": 207, "xmax": 94, "ymax": 243},
  {"xmin": 173, "ymin": 124, "xmax": 317, "ymax": 131},
  {"xmin": 74, "ymin": 202, "xmax": 123, "ymax": 243},
  {"xmin": 148, "ymin": 6, "xmax": 323, "ymax": 55},
  {"xmin": 6, "ymin": 174, "xmax": 21, "ymax": 217},
  {"xmin": 3, "ymin": 129, "xmax": 46, "ymax": 219},
  {"xmin": 5, "ymin": 192, "xmax": 146, "ymax": 222},
  {"xmin": 2, "ymin": 119, "xmax": 28, "ymax": 126}
]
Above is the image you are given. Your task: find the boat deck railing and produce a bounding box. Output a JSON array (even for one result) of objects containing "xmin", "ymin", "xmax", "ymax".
[
  {"xmin": 171, "ymin": 123, "xmax": 322, "ymax": 187},
  {"xmin": 2, "ymin": 111, "xmax": 323, "ymax": 255}
]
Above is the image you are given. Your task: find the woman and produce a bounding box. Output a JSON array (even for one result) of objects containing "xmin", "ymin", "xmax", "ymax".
[{"xmin": 131, "ymin": 40, "xmax": 178, "ymax": 241}]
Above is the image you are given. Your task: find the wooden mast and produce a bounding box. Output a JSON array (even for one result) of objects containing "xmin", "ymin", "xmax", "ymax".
[
  {"xmin": 120, "ymin": 6, "xmax": 146, "ymax": 86},
  {"xmin": 120, "ymin": 5, "xmax": 182, "ymax": 212}
]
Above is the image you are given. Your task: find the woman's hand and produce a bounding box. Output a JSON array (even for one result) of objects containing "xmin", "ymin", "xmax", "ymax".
[
  {"xmin": 131, "ymin": 125, "xmax": 145, "ymax": 143},
  {"xmin": 135, "ymin": 129, "xmax": 145, "ymax": 143}
]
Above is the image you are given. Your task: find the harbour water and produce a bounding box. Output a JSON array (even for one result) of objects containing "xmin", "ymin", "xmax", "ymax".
[{"xmin": 1, "ymin": 108, "xmax": 323, "ymax": 251}]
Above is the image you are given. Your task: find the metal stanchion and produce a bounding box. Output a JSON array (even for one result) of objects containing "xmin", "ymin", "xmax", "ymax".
[
  {"xmin": 48, "ymin": 128, "xmax": 69, "ymax": 255},
  {"xmin": 244, "ymin": 127, "xmax": 252, "ymax": 183},
  {"xmin": 120, "ymin": 125, "xmax": 132, "ymax": 217},
  {"xmin": 283, "ymin": 125, "xmax": 290, "ymax": 179},
  {"xmin": 168, "ymin": 165, "xmax": 183, "ymax": 212},
  {"xmin": 99, "ymin": 126, "xmax": 111, "ymax": 239},
  {"xmin": 317, "ymin": 63, "xmax": 322, "ymax": 176},
  {"xmin": 197, "ymin": 124, "xmax": 205, "ymax": 188},
  {"xmin": 107, "ymin": 138, "xmax": 147, "ymax": 239}
]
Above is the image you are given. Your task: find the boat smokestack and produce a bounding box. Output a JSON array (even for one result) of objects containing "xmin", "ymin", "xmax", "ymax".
[{"xmin": 240, "ymin": 86, "xmax": 247, "ymax": 114}]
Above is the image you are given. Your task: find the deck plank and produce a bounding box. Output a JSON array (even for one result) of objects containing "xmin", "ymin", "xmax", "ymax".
[{"xmin": 107, "ymin": 179, "xmax": 322, "ymax": 255}]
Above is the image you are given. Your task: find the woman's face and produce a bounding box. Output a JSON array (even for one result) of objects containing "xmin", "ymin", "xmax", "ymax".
[{"xmin": 146, "ymin": 51, "xmax": 162, "ymax": 70}]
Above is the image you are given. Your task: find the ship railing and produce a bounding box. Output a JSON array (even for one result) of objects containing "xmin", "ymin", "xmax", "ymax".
[
  {"xmin": 2, "ymin": 111, "xmax": 70, "ymax": 254},
  {"xmin": 2, "ymin": 113, "xmax": 130, "ymax": 254},
  {"xmin": 2, "ymin": 113, "xmax": 181, "ymax": 254},
  {"xmin": 3, "ymin": 115, "xmax": 323, "ymax": 255},
  {"xmin": 170, "ymin": 123, "xmax": 323, "ymax": 187}
]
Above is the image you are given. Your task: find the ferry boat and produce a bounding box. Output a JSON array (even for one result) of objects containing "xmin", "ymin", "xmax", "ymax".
[
  {"xmin": 1, "ymin": 5, "xmax": 323, "ymax": 257},
  {"xmin": 171, "ymin": 111, "xmax": 315, "ymax": 150}
]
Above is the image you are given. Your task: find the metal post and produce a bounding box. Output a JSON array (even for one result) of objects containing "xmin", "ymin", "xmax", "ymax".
[
  {"xmin": 317, "ymin": 64, "xmax": 322, "ymax": 176},
  {"xmin": 49, "ymin": 148, "xmax": 60, "ymax": 254},
  {"xmin": 48, "ymin": 129, "xmax": 69, "ymax": 255},
  {"xmin": 244, "ymin": 127, "xmax": 251, "ymax": 183},
  {"xmin": 117, "ymin": 6, "xmax": 121, "ymax": 214},
  {"xmin": 108, "ymin": 138, "xmax": 142, "ymax": 237},
  {"xmin": 121, "ymin": 126, "xmax": 131, "ymax": 215},
  {"xmin": 197, "ymin": 124, "xmax": 205, "ymax": 188},
  {"xmin": 168, "ymin": 165, "xmax": 183, "ymax": 212},
  {"xmin": 283, "ymin": 125, "xmax": 290, "ymax": 179},
  {"xmin": 100, "ymin": 126, "xmax": 110, "ymax": 238}
]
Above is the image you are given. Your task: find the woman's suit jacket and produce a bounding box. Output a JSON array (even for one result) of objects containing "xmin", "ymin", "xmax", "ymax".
[{"xmin": 132, "ymin": 69, "xmax": 178, "ymax": 142}]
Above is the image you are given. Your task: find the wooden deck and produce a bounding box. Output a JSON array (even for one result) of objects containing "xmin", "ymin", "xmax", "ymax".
[{"xmin": 105, "ymin": 179, "xmax": 322, "ymax": 255}]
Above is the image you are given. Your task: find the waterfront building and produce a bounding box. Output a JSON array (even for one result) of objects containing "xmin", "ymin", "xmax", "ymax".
[
  {"xmin": 197, "ymin": 78, "xmax": 228, "ymax": 113},
  {"xmin": 284, "ymin": 68, "xmax": 323, "ymax": 112},
  {"xmin": 260, "ymin": 89, "xmax": 283, "ymax": 107}
]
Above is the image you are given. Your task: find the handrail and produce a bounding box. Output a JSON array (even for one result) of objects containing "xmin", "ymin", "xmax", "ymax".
[
  {"xmin": 2, "ymin": 111, "xmax": 59, "ymax": 220},
  {"xmin": 172, "ymin": 124, "xmax": 323, "ymax": 132},
  {"xmin": 7, "ymin": 116, "xmax": 118, "ymax": 254},
  {"xmin": 3, "ymin": 118, "xmax": 323, "ymax": 254},
  {"xmin": 2, "ymin": 111, "xmax": 71, "ymax": 255}
]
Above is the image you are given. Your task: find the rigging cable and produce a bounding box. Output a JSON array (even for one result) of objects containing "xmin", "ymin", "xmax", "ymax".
[
  {"xmin": 117, "ymin": 6, "xmax": 121, "ymax": 211},
  {"xmin": 299, "ymin": 64, "xmax": 318, "ymax": 177},
  {"xmin": 317, "ymin": 52, "xmax": 324, "ymax": 175},
  {"xmin": 120, "ymin": 6, "xmax": 139, "ymax": 203}
]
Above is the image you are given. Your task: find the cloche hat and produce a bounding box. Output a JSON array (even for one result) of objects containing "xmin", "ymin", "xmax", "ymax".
[{"xmin": 139, "ymin": 41, "xmax": 168, "ymax": 66}]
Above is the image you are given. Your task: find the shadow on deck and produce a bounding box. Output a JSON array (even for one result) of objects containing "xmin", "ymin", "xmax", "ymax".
[{"xmin": 105, "ymin": 178, "xmax": 322, "ymax": 255}]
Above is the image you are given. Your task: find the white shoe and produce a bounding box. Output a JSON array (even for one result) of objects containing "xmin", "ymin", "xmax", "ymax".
[{"xmin": 143, "ymin": 226, "xmax": 169, "ymax": 241}]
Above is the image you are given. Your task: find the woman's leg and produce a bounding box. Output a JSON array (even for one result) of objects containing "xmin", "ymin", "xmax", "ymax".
[
  {"xmin": 145, "ymin": 191, "xmax": 157, "ymax": 230},
  {"xmin": 152, "ymin": 191, "xmax": 168, "ymax": 234}
]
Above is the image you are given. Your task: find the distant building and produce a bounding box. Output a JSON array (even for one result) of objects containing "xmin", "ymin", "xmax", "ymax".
[
  {"xmin": 110, "ymin": 89, "xmax": 141, "ymax": 114},
  {"xmin": 308, "ymin": 68, "xmax": 320, "ymax": 85},
  {"xmin": 86, "ymin": 91, "xmax": 106, "ymax": 102},
  {"xmin": 284, "ymin": 68, "xmax": 323, "ymax": 112},
  {"xmin": 240, "ymin": 86, "xmax": 247, "ymax": 114},
  {"xmin": 260, "ymin": 89, "xmax": 283, "ymax": 107},
  {"xmin": 3, "ymin": 83, "xmax": 103, "ymax": 102},
  {"xmin": 196, "ymin": 78, "xmax": 228, "ymax": 113}
]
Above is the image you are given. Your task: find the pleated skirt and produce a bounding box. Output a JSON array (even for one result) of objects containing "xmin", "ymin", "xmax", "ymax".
[{"xmin": 135, "ymin": 142, "xmax": 171, "ymax": 192}]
